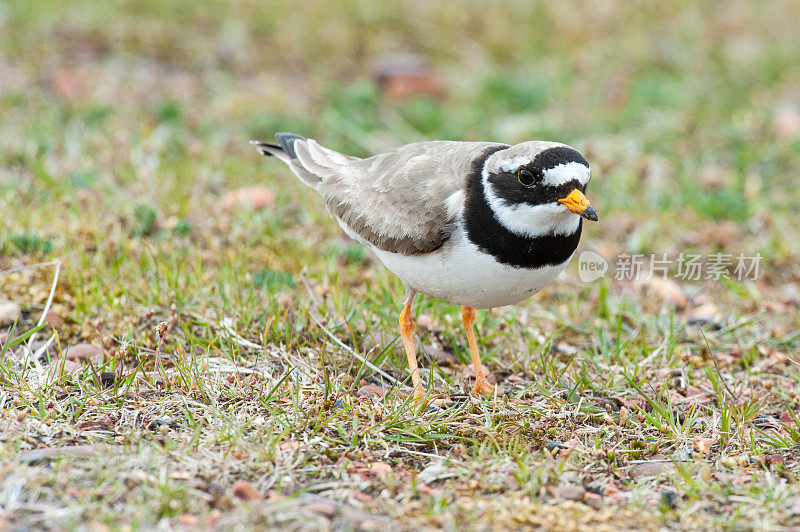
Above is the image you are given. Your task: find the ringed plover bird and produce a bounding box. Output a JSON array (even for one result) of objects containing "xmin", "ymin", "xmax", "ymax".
[{"xmin": 252, "ymin": 134, "xmax": 597, "ymax": 399}]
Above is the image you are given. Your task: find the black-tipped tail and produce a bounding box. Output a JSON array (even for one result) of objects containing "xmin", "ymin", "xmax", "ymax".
[
  {"xmin": 251, "ymin": 132, "xmax": 306, "ymax": 164},
  {"xmin": 275, "ymin": 132, "xmax": 304, "ymax": 159},
  {"xmin": 250, "ymin": 140, "xmax": 281, "ymax": 155},
  {"xmin": 251, "ymin": 140, "xmax": 294, "ymax": 164},
  {"xmin": 251, "ymin": 133, "xmax": 322, "ymax": 188}
]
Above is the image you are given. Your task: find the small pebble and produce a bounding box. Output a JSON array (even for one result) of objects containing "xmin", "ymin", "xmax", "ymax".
[
  {"xmin": 0, "ymin": 300, "xmax": 21, "ymax": 327},
  {"xmin": 44, "ymin": 311, "xmax": 64, "ymax": 327},
  {"xmin": 628, "ymin": 461, "xmax": 674, "ymax": 479},
  {"xmin": 583, "ymin": 491, "xmax": 603, "ymax": 510},
  {"xmin": 66, "ymin": 343, "xmax": 103, "ymax": 362},
  {"xmin": 369, "ymin": 462, "xmax": 392, "ymax": 476},
  {"xmin": 303, "ymin": 500, "xmax": 337, "ymax": 519},
  {"xmin": 555, "ymin": 484, "xmax": 586, "ymax": 501}
]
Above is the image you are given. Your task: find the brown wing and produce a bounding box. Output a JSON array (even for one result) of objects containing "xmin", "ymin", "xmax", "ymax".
[{"xmin": 317, "ymin": 141, "xmax": 506, "ymax": 254}]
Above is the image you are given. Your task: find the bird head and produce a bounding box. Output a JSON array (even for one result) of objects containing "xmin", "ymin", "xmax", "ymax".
[{"xmin": 481, "ymin": 142, "xmax": 597, "ymax": 238}]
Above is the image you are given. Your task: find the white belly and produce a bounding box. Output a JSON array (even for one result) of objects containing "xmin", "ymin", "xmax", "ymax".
[{"xmin": 371, "ymin": 227, "xmax": 573, "ymax": 309}]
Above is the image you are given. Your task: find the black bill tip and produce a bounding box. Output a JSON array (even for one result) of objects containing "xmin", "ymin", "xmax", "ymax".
[{"xmin": 582, "ymin": 205, "xmax": 599, "ymax": 222}]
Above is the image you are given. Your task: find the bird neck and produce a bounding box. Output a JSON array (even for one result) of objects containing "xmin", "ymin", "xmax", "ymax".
[{"xmin": 463, "ymin": 146, "xmax": 583, "ymax": 269}]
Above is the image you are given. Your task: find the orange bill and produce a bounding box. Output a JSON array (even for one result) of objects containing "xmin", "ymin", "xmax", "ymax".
[{"xmin": 558, "ymin": 188, "xmax": 598, "ymax": 221}]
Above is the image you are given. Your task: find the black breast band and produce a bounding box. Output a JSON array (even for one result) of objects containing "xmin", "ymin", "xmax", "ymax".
[{"xmin": 463, "ymin": 146, "xmax": 583, "ymax": 268}]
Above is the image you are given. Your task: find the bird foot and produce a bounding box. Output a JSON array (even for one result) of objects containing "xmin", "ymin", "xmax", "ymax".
[
  {"xmin": 471, "ymin": 379, "xmax": 501, "ymax": 398},
  {"xmin": 410, "ymin": 389, "xmax": 427, "ymax": 403}
]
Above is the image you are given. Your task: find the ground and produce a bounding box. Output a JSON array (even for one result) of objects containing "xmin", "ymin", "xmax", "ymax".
[{"xmin": 2, "ymin": 1, "xmax": 800, "ymax": 530}]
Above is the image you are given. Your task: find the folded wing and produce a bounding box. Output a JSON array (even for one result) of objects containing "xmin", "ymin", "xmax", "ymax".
[{"xmin": 254, "ymin": 134, "xmax": 505, "ymax": 254}]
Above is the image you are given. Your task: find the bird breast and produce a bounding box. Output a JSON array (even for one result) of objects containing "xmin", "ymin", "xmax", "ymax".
[{"xmin": 371, "ymin": 224, "xmax": 574, "ymax": 309}]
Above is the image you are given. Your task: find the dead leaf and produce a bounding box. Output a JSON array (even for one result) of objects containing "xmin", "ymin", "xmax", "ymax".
[
  {"xmin": 459, "ymin": 364, "xmax": 499, "ymax": 385},
  {"xmin": 221, "ymin": 186, "xmax": 275, "ymax": 211},
  {"xmin": 773, "ymin": 94, "xmax": 800, "ymax": 139},
  {"xmin": 425, "ymin": 343, "xmax": 458, "ymax": 367},
  {"xmin": 176, "ymin": 514, "xmax": 199, "ymax": 527},
  {"xmin": 554, "ymin": 343, "xmax": 578, "ymax": 355},
  {"xmin": 684, "ymin": 385, "xmax": 713, "ymax": 405},
  {"xmin": 351, "ymin": 491, "xmax": 373, "ymax": 503},
  {"xmin": 687, "ymin": 301, "xmax": 719, "ymax": 325},
  {"xmin": 66, "ymin": 343, "xmax": 103, "ymax": 362},
  {"xmin": 303, "ymin": 500, "xmax": 337, "ymax": 519},
  {"xmin": 758, "ymin": 454, "xmax": 784, "ymax": 467},
  {"xmin": 698, "ymin": 166, "xmax": 733, "ymax": 190},
  {"xmin": 356, "ymin": 384, "xmax": 388, "ymax": 399},
  {"xmin": 634, "ymin": 277, "xmax": 688, "ymax": 308},
  {"xmin": 416, "ymin": 314, "xmax": 437, "ymax": 329},
  {"xmin": 780, "ymin": 411, "xmax": 799, "ymax": 427},
  {"xmin": 369, "ymin": 462, "xmax": 392, "ymax": 477},
  {"xmin": 231, "ymin": 480, "xmax": 263, "ymax": 502},
  {"xmin": 16, "ymin": 445, "xmax": 100, "ymax": 464},
  {"xmin": 693, "ymin": 436, "xmax": 711, "ymax": 455},
  {"xmin": 52, "ymin": 68, "xmax": 87, "ymax": 100},
  {"xmin": 76, "ymin": 415, "xmax": 115, "ymax": 431},
  {"xmin": 372, "ymin": 53, "xmax": 446, "ymax": 100},
  {"xmin": 416, "ymin": 484, "xmax": 444, "ymax": 496},
  {"xmin": 617, "ymin": 396, "xmax": 650, "ymax": 412},
  {"xmin": 628, "ymin": 461, "xmax": 674, "ymax": 479},
  {"xmin": 684, "ymin": 222, "xmax": 737, "ymax": 248},
  {"xmin": 788, "ymin": 496, "xmax": 800, "ymax": 516},
  {"xmin": 417, "ymin": 460, "xmax": 448, "ymax": 485}
]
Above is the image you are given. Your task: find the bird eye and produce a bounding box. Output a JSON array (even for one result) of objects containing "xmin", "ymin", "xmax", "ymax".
[{"xmin": 517, "ymin": 168, "xmax": 536, "ymax": 187}]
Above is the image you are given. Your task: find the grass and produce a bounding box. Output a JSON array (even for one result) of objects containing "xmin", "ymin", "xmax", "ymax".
[{"xmin": 2, "ymin": 0, "xmax": 800, "ymax": 529}]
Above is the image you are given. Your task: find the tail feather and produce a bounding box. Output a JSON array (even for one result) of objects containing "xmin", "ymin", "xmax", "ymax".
[
  {"xmin": 250, "ymin": 141, "xmax": 292, "ymax": 163},
  {"xmin": 253, "ymin": 132, "xmax": 359, "ymax": 189},
  {"xmin": 307, "ymin": 139, "xmax": 358, "ymax": 166},
  {"xmin": 288, "ymin": 160, "xmax": 324, "ymax": 188},
  {"xmin": 294, "ymin": 141, "xmax": 336, "ymax": 177},
  {"xmin": 275, "ymin": 132, "xmax": 303, "ymax": 158},
  {"xmin": 251, "ymin": 133, "xmax": 321, "ymax": 188}
]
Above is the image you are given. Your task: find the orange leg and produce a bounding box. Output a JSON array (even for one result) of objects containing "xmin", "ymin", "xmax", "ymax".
[
  {"xmin": 400, "ymin": 297, "xmax": 424, "ymax": 400},
  {"xmin": 461, "ymin": 306, "xmax": 495, "ymax": 397}
]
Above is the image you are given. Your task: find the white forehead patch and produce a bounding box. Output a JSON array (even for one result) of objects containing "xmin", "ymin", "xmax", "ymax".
[
  {"xmin": 543, "ymin": 162, "xmax": 590, "ymax": 187},
  {"xmin": 497, "ymin": 156, "xmax": 533, "ymax": 173}
]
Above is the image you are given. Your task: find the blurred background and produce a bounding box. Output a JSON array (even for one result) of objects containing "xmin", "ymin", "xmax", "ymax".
[
  {"xmin": 1, "ymin": 0, "xmax": 800, "ymax": 323},
  {"xmin": 3, "ymin": 4, "xmax": 800, "ymax": 527}
]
